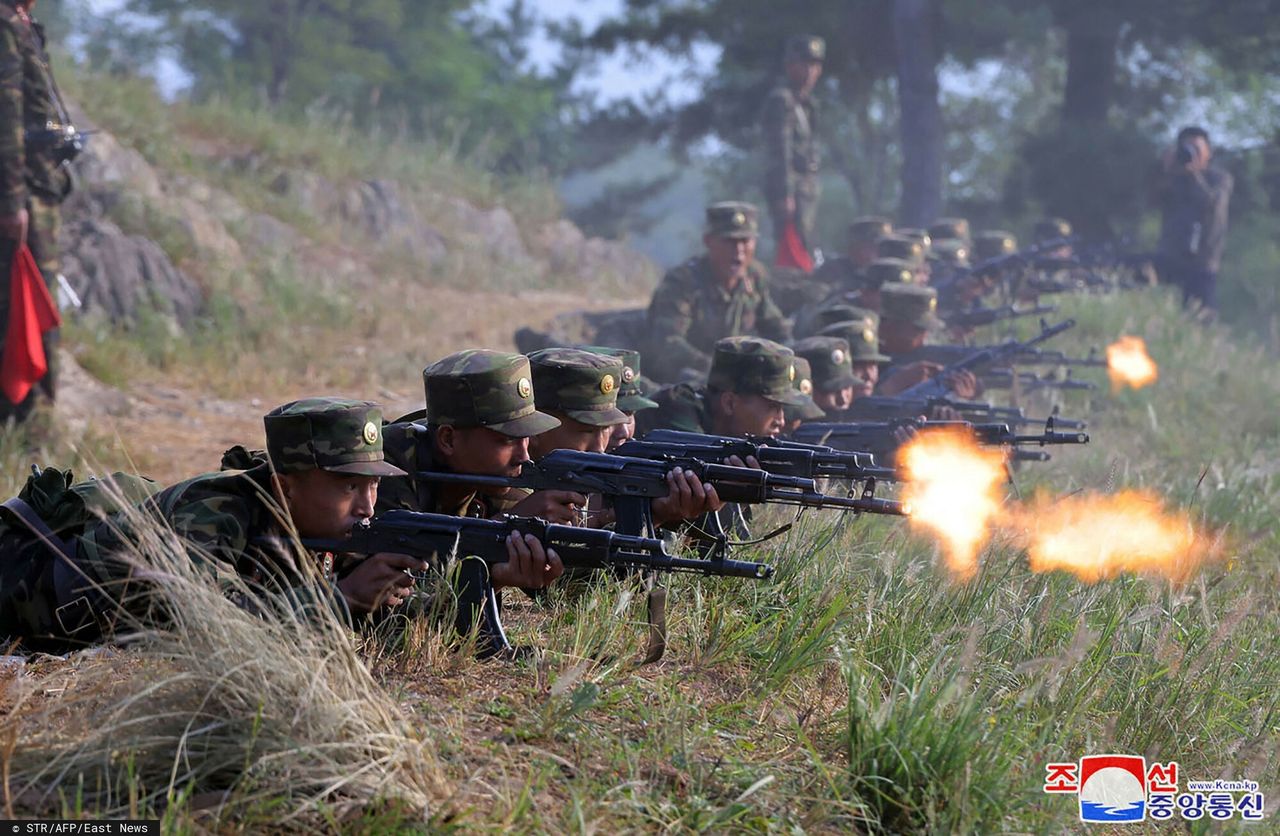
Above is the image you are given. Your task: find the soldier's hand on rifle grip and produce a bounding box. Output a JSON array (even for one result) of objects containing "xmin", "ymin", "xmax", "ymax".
[
  {"xmin": 337, "ymin": 552, "xmax": 427, "ymax": 615},
  {"xmin": 725, "ymin": 454, "xmax": 762, "ymax": 470},
  {"xmin": 509, "ymin": 489, "xmax": 588, "ymax": 525},
  {"xmin": 491, "ymin": 532, "xmax": 563, "ymax": 590},
  {"xmin": 0, "ymin": 208, "xmax": 29, "ymax": 244},
  {"xmin": 878, "ymin": 361, "xmax": 943, "ymax": 396},
  {"xmin": 944, "ymin": 369, "xmax": 982, "ymax": 399},
  {"xmin": 653, "ymin": 467, "xmax": 726, "ymax": 526}
]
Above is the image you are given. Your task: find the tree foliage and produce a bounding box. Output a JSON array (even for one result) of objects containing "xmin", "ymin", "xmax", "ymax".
[{"xmin": 121, "ymin": 0, "xmax": 579, "ymax": 171}]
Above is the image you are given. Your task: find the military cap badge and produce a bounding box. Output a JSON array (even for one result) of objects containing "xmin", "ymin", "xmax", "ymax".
[
  {"xmin": 517, "ymin": 377, "xmax": 532, "ymax": 398},
  {"xmin": 863, "ymin": 328, "xmax": 876, "ymax": 344},
  {"xmin": 622, "ymin": 366, "xmax": 635, "ymax": 384},
  {"xmin": 732, "ymin": 211, "xmax": 746, "ymax": 227},
  {"xmin": 363, "ymin": 421, "xmax": 380, "ymax": 446},
  {"xmin": 831, "ymin": 348, "xmax": 846, "ymax": 365},
  {"xmin": 799, "ymin": 378, "xmax": 813, "ymax": 396},
  {"xmin": 600, "ymin": 374, "xmax": 616, "ymax": 394},
  {"xmin": 788, "ymin": 364, "xmax": 796, "ymax": 382}
]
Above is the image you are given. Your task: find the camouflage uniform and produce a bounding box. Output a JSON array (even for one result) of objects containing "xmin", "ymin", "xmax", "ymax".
[
  {"xmin": 642, "ymin": 338, "xmax": 806, "ymax": 547},
  {"xmin": 761, "ymin": 35, "xmax": 824, "ymax": 251},
  {"xmin": 0, "ymin": 1, "xmax": 71, "ymax": 416},
  {"xmin": 378, "ymin": 350, "xmax": 560, "ymax": 517},
  {"xmin": 639, "ymin": 336, "xmax": 807, "ymax": 435},
  {"xmin": 807, "ymin": 216, "xmax": 893, "ymax": 303},
  {"xmin": 0, "ymin": 398, "xmax": 404, "ymax": 651},
  {"xmin": 876, "ymin": 283, "xmax": 945, "ymax": 379},
  {"xmin": 646, "ymin": 203, "xmax": 790, "ymax": 382}
]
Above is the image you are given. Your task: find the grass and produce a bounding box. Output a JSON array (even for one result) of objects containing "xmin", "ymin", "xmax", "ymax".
[{"xmin": 9, "ymin": 276, "xmax": 1279, "ymax": 830}]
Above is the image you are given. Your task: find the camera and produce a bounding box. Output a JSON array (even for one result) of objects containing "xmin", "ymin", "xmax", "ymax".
[
  {"xmin": 25, "ymin": 122, "xmax": 87, "ymax": 166},
  {"xmin": 1175, "ymin": 142, "xmax": 1198, "ymax": 166}
]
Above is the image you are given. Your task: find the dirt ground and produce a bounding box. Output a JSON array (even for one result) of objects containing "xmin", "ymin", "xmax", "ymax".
[{"xmin": 57, "ymin": 288, "xmax": 640, "ymax": 484}]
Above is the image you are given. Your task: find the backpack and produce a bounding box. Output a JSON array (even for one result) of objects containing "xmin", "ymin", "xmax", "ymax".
[{"xmin": 0, "ymin": 465, "xmax": 159, "ymax": 652}]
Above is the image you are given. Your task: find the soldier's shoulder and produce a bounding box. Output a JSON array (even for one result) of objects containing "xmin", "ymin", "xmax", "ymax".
[
  {"xmin": 639, "ymin": 382, "xmax": 707, "ymax": 434},
  {"xmin": 765, "ymin": 84, "xmax": 795, "ymax": 106},
  {"xmin": 658, "ymin": 256, "xmax": 707, "ymax": 287}
]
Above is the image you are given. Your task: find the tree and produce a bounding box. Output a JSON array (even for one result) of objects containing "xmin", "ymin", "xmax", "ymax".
[{"xmin": 893, "ymin": 0, "xmax": 943, "ymax": 224}]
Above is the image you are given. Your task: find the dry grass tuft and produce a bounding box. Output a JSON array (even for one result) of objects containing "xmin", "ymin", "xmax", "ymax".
[{"xmin": 1, "ymin": 497, "xmax": 448, "ymax": 826}]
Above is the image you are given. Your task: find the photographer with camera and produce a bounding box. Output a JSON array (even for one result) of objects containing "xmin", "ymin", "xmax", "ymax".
[
  {"xmin": 0, "ymin": 0, "xmax": 78, "ymax": 422},
  {"xmin": 1155, "ymin": 126, "xmax": 1233, "ymax": 316}
]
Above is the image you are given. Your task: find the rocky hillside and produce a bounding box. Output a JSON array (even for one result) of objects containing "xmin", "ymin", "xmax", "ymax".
[{"xmin": 37, "ymin": 75, "xmax": 658, "ymax": 482}]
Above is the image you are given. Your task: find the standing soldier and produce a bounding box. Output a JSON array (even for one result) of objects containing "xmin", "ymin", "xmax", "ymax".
[
  {"xmin": 0, "ymin": 0, "xmax": 75, "ymax": 420},
  {"xmin": 762, "ymin": 34, "xmax": 824, "ymax": 267}
]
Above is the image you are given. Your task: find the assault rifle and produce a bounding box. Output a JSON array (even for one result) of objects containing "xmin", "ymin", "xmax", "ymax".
[
  {"xmin": 418, "ymin": 448, "xmax": 909, "ymax": 541},
  {"xmin": 792, "ymin": 417, "xmax": 1089, "ymax": 462},
  {"xmin": 303, "ymin": 510, "xmax": 772, "ymax": 659},
  {"xmin": 896, "ymin": 318, "xmax": 1077, "ymax": 401},
  {"xmin": 616, "ymin": 429, "xmax": 897, "ymax": 482},
  {"xmin": 900, "ymin": 341, "xmax": 1108, "ymax": 371},
  {"xmin": 843, "ymin": 394, "xmax": 1088, "ymax": 431},
  {"xmin": 979, "ymin": 368, "xmax": 1097, "ymax": 393},
  {"xmin": 945, "ymin": 302, "xmax": 1058, "ymax": 330}
]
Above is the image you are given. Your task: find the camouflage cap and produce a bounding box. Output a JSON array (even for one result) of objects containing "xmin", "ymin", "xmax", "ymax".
[
  {"xmin": 1034, "ymin": 217, "xmax": 1072, "ymax": 242},
  {"xmin": 578, "ymin": 345, "xmax": 659, "ymax": 413},
  {"xmin": 705, "ymin": 201, "xmax": 758, "ymax": 239},
  {"xmin": 896, "ymin": 227, "xmax": 933, "ymax": 253},
  {"xmin": 785, "ymin": 34, "xmax": 826, "ymax": 63},
  {"xmin": 817, "ymin": 319, "xmax": 892, "ymax": 364},
  {"xmin": 973, "ymin": 230, "xmax": 1018, "ymax": 261},
  {"xmin": 848, "ymin": 216, "xmax": 893, "ymax": 244},
  {"xmin": 707, "ymin": 337, "xmax": 808, "ymax": 406},
  {"xmin": 785, "ymin": 356, "xmax": 827, "ymax": 421},
  {"xmin": 929, "ymin": 238, "xmax": 970, "ymax": 267},
  {"xmin": 880, "ymin": 282, "xmax": 944, "ymax": 331},
  {"xmin": 528, "ymin": 348, "xmax": 629, "ymax": 427},
  {"xmin": 797, "ymin": 302, "xmax": 878, "ymax": 339},
  {"xmin": 793, "ymin": 336, "xmax": 861, "ymax": 392},
  {"xmin": 928, "ymin": 217, "xmax": 971, "ymax": 243},
  {"xmin": 264, "ymin": 397, "xmax": 407, "ymax": 477},
  {"xmin": 424, "ymin": 349, "xmax": 561, "ymax": 437},
  {"xmin": 865, "ymin": 258, "xmax": 917, "ymax": 288},
  {"xmin": 877, "ymin": 235, "xmax": 925, "ymax": 266}
]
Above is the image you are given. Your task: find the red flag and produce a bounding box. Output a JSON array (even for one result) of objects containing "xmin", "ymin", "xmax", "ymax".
[
  {"xmin": 2, "ymin": 244, "xmax": 61, "ymax": 405},
  {"xmin": 774, "ymin": 220, "xmax": 813, "ymax": 273}
]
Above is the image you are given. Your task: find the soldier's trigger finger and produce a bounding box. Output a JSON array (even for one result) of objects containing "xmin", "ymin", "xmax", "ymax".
[
  {"xmin": 543, "ymin": 548, "xmax": 564, "ymax": 580},
  {"xmin": 377, "ymin": 553, "xmax": 429, "ymax": 572},
  {"xmin": 745, "ymin": 456, "xmax": 762, "ymax": 470}
]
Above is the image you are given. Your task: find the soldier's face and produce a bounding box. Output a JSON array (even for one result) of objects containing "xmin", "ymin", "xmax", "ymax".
[
  {"xmin": 606, "ymin": 412, "xmax": 637, "ymax": 452},
  {"xmin": 717, "ymin": 392, "xmax": 786, "ymax": 438},
  {"xmin": 436, "ymin": 426, "xmax": 530, "ymax": 490},
  {"xmin": 852, "ymin": 362, "xmax": 879, "ymax": 395},
  {"xmin": 860, "ymin": 287, "xmax": 883, "ymax": 311},
  {"xmin": 705, "ymin": 234, "xmax": 755, "ymax": 285},
  {"xmin": 850, "ymin": 240, "xmax": 878, "ymax": 267},
  {"xmin": 880, "ymin": 320, "xmax": 927, "ymax": 354},
  {"xmin": 815, "ymin": 386, "xmax": 855, "ymax": 413},
  {"xmin": 276, "ymin": 469, "xmax": 379, "ymax": 539},
  {"xmin": 530, "ymin": 412, "xmax": 615, "ymax": 457},
  {"xmin": 786, "ymin": 60, "xmax": 823, "ymax": 93}
]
